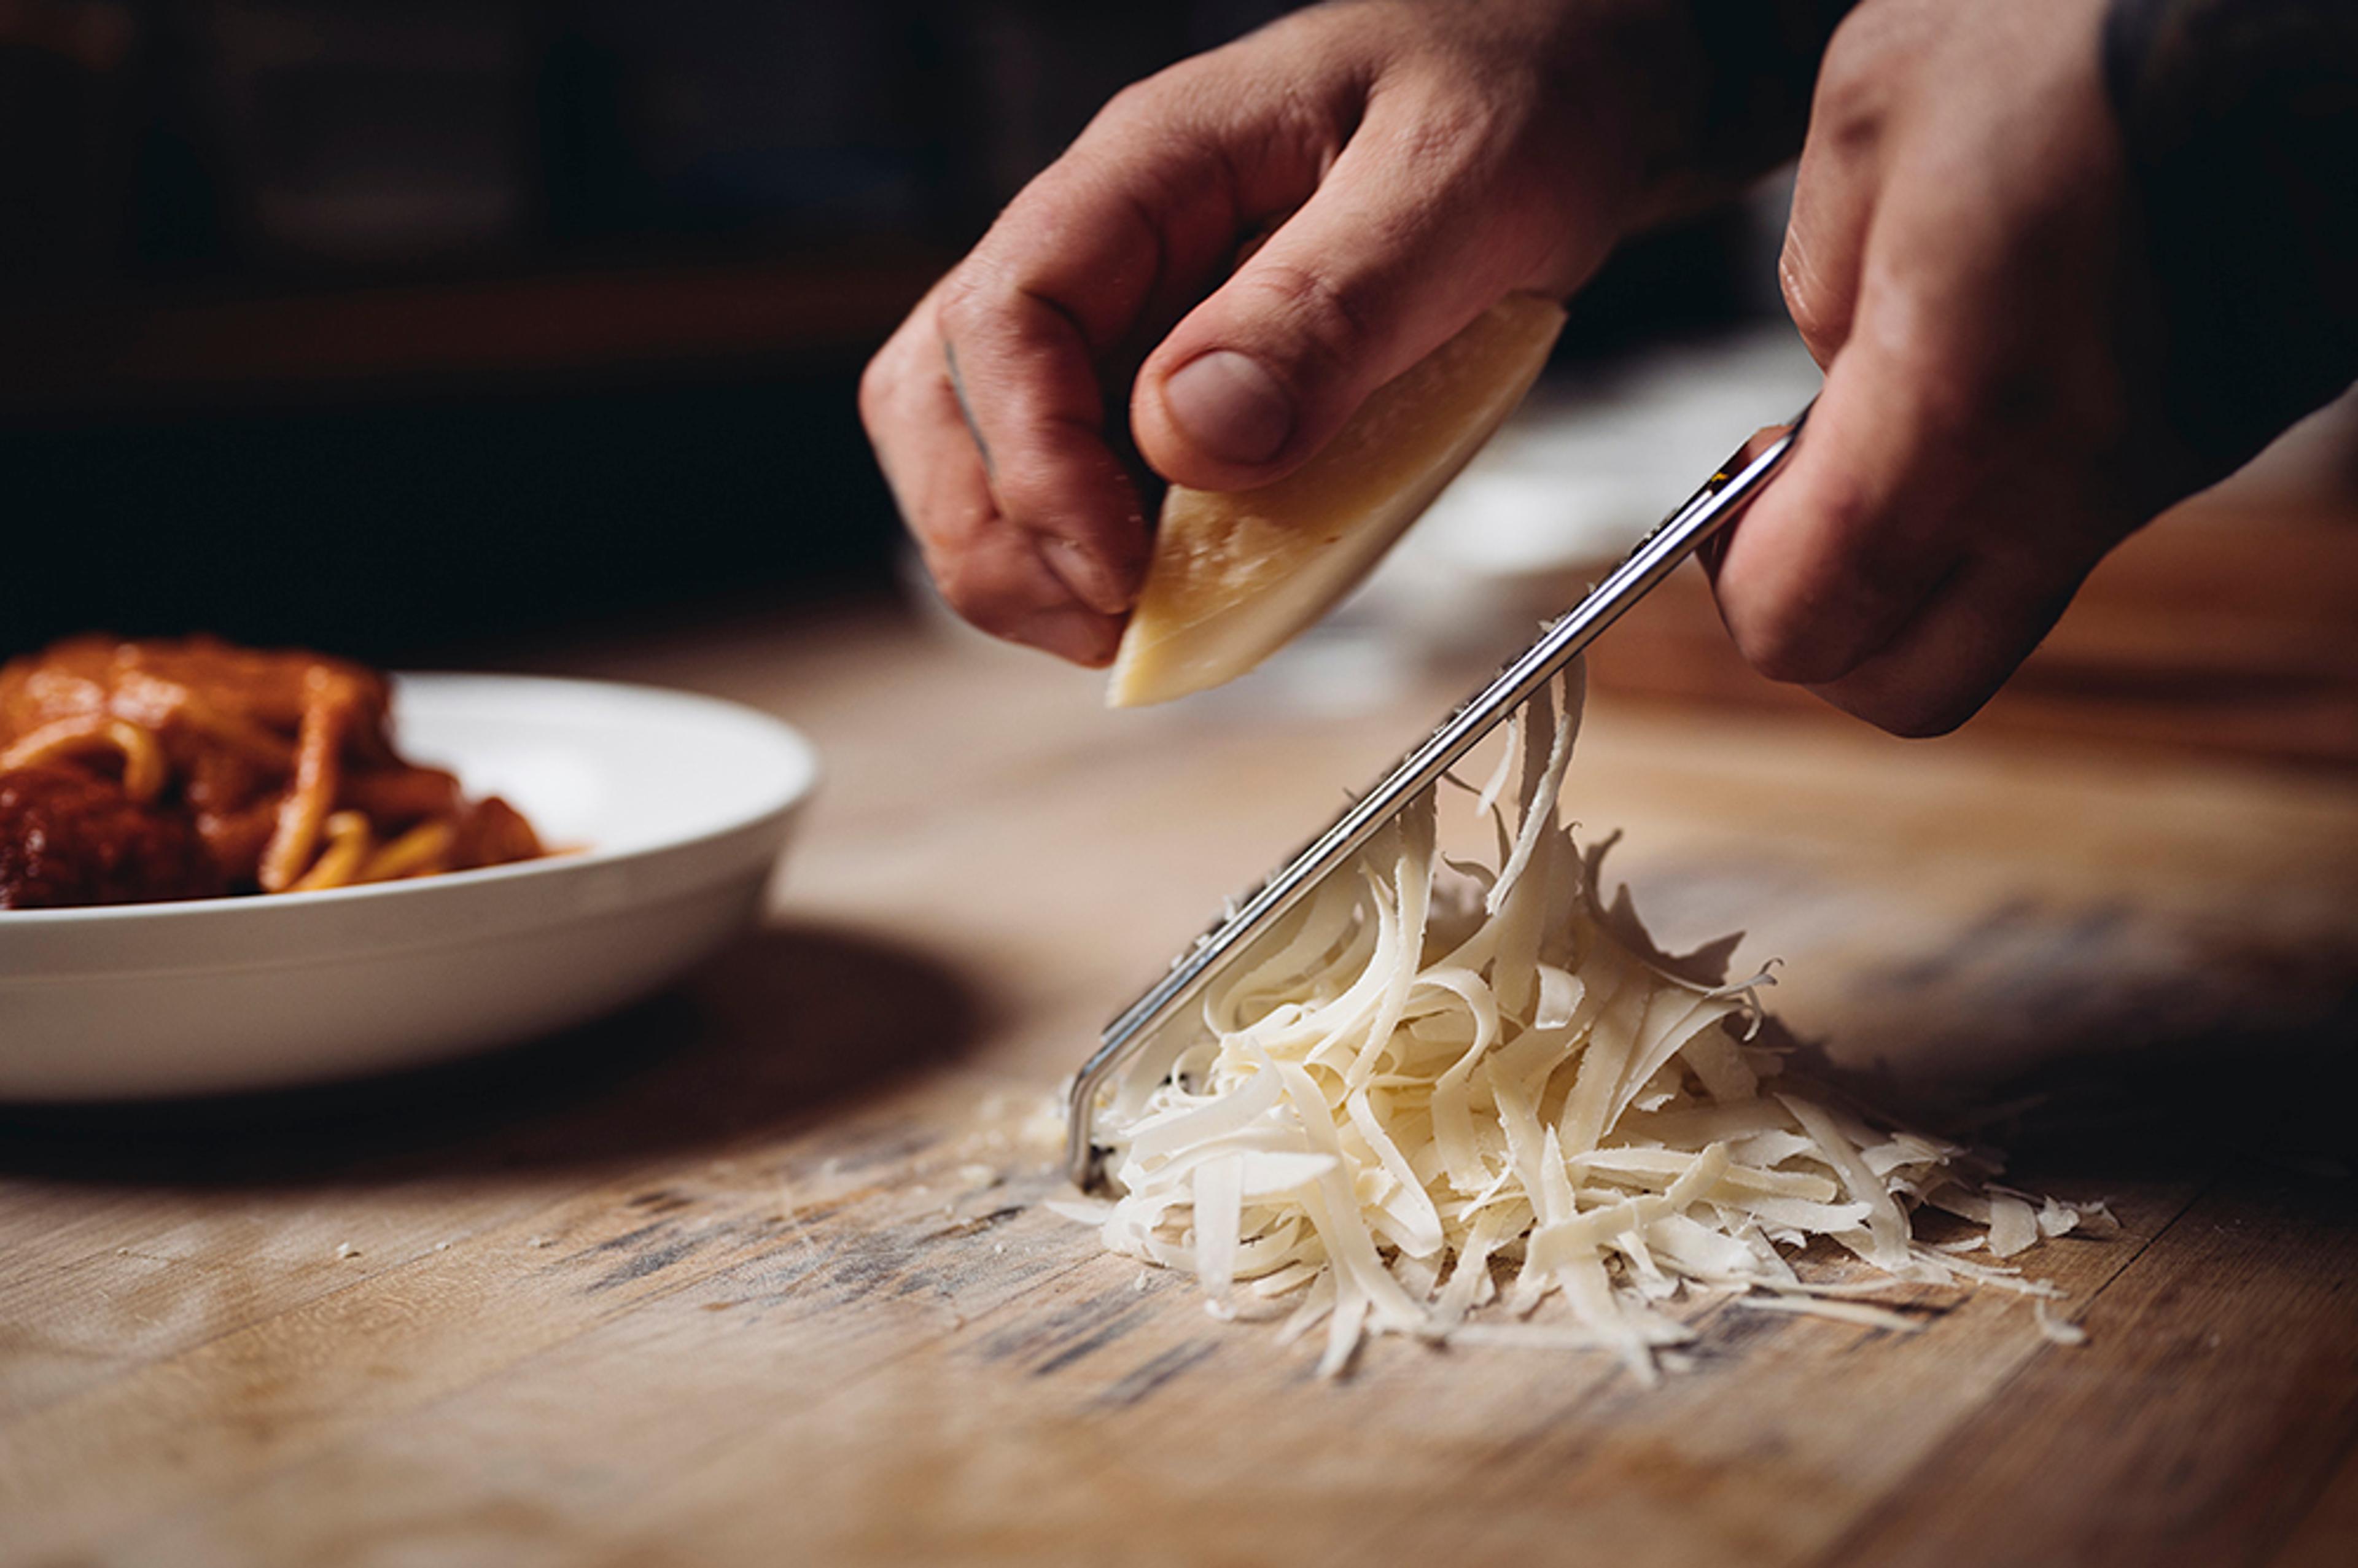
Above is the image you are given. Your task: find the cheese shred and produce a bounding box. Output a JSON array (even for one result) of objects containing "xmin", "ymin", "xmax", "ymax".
[{"xmin": 1073, "ymin": 664, "xmax": 2114, "ymax": 1378}]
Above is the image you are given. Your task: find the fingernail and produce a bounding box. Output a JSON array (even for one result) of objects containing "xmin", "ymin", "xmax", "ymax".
[
  {"xmin": 1162, "ymin": 350, "xmax": 1293, "ymax": 467},
  {"xmin": 1008, "ymin": 605, "xmax": 1116, "ymax": 667},
  {"xmin": 1038, "ymin": 534, "xmax": 1135, "ymax": 616}
]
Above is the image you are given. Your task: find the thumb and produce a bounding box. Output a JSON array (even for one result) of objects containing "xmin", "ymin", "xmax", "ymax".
[{"xmin": 1131, "ymin": 92, "xmax": 1587, "ymax": 493}]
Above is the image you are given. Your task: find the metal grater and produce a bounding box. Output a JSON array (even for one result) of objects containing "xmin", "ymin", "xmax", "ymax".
[{"xmin": 1066, "ymin": 402, "xmax": 1815, "ymax": 1190}]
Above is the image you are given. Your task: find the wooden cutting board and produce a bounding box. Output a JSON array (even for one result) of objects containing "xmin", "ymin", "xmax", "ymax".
[{"xmin": 1, "ymin": 599, "xmax": 2352, "ymax": 1568}]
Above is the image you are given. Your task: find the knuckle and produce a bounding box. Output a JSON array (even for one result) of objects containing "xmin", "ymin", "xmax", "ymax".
[
  {"xmin": 1740, "ymin": 612, "xmax": 1867, "ymax": 688},
  {"xmin": 1092, "ymin": 68, "xmax": 1193, "ymax": 136},
  {"xmin": 1815, "ymin": 12, "xmax": 1897, "ymax": 112},
  {"xmin": 982, "ymin": 454, "xmax": 1058, "ymax": 528},
  {"xmin": 1813, "ymin": 86, "xmax": 1886, "ymax": 164},
  {"xmin": 927, "ymin": 508, "xmax": 1067, "ymax": 642},
  {"xmin": 1095, "ymin": 77, "xmax": 1161, "ymax": 129},
  {"xmin": 855, "ymin": 349, "xmax": 897, "ymax": 435},
  {"xmin": 1082, "ymin": 64, "xmax": 1230, "ymax": 164},
  {"xmin": 1388, "ymin": 88, "xmax": 1508, "ymax": 177},
  {"xmin": 898, "ymin": 452, "xmax": 991, "ymax": 553},
  {"xmin": 932, "ymin": 265, "xmax": 992, "ymax": 344},
  {"xmin": 1810, "ymin": 24, "xmax": 1904, "ymax": 158},
  {"xmin": 1234, "ymin": 260, "xmax": 1376, "ymax": 387},
  {"xmin": 935, "ymin": 558, "xmax": 1014, "ymax": 637}
]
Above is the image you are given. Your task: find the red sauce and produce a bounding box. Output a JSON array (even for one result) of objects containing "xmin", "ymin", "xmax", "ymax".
[
  {"xmin": 0, "ymin": 766, "xmax": 224, "ymax": 908},
  {"xmin": 0, "ymin": 635, "xmax": 543, "ymax": 909}
]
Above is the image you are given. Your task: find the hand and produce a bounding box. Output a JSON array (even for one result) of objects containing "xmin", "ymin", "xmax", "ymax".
[
  {"xmin": 860, "ymin": 0, "xmax": 1680, "ymax": 666},
  {"xmin": 1711, "ymin": 0, "xmax": 2203, "ymax": 737}
]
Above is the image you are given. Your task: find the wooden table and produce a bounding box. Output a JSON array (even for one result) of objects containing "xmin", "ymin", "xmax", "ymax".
[{"xmin": 3, "ymin": 594, "xmax": 2354, "ymax": 1567}]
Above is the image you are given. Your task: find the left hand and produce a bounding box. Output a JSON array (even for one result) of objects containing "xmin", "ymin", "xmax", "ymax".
[{"xmin": 1710, "ymin": 0, "xmax": 2200, "ymax": 737}]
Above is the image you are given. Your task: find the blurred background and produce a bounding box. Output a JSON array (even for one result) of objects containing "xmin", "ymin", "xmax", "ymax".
[{"xmin": 5, "ymin": 0, "xmax": 2354, "ymax": 765}]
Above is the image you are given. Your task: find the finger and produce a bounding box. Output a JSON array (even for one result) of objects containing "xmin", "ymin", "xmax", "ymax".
[
  {"xmin": 1697, "ymin": 423, "xmax": 1799, "ymax": 579},
  {"xmin": 1805, "ymin": 545, "xmax": 2093, "ymax": 737},
  {"xmin": 863, "ymin": 289, "xmax": 1122, "ymax": 664},
  {"xmin": 1778, "ymin": 109, "xmax": 1883, "ymax": 369},
  {"xmin": 937, "ymin": 61, "xmax": 1353, "ymax": 615},
  {"xmin": 1708, "ymin": 279, "xmax": 1986, "ymax": 688},
  {"xmin": 863, "ymin": 287, "xmax": 967, "ymax": 548},
  {"xmin": 936, "ymin": 517, "xmax": 1126, "ymax": 669},
  {"xmin": 1776, "ymin": 17, "xmax": 1902, "ymax": 368},
  {"xmin": 1131, "ymin": 80, "xmax": 1592, "ymax": 493}
]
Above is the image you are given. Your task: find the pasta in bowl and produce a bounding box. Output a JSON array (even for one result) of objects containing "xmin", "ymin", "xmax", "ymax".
[
  {"xmin": 0, "ymin": 662, "xmax": 817, "ymax": 1100},
  {"xmin": 0, "ymin": 637, "xmax": 546, "ymax": 907}
]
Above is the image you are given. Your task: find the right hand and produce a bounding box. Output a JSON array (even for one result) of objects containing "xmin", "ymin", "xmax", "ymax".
[{"xmin": 859, "ymin": 0, "xmax": 1675, "ymax": 665}]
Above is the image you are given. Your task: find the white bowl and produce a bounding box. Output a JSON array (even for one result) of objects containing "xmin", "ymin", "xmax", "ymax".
[{"xmin": 0, "ymin": 674, "xmax": 818, "ymax": 1101}]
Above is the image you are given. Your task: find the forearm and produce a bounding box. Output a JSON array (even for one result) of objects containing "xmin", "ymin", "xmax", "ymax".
[{"xmin": 2104, "ymin": 0, "xmax": 2358, "ymax": 472}]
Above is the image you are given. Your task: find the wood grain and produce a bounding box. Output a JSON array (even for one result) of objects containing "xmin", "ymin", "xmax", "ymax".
[{"xmin": 2, "ymin": 597, "xmax": 2353, "ymax": 1567}]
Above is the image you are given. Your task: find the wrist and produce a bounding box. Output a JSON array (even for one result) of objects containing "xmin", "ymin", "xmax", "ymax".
[{"xmin": 2104, "ymin": 0, "xmax": 2358, "ymax": 470}]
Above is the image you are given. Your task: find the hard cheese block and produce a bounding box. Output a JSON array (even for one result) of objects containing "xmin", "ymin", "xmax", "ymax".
[{"xmin": 1109, "ymin": 292, "xmax": 1566, "ymax": 707}]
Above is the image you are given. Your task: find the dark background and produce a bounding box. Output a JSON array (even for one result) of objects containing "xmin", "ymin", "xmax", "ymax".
[{"xmin": 0, "ymin": 0, "xmax": 1769, "ymax": 662}]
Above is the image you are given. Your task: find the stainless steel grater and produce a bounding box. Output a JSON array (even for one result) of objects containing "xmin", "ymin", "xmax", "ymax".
[{"xmin": 1067, "ymin": 403, "xmax": 1814, "ymax": 1190}]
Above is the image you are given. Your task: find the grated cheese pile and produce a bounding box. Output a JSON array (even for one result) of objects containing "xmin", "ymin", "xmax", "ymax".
[{"xmin": 1059, "ymin": 666, "xmax": 2115, "ymax": 1380}]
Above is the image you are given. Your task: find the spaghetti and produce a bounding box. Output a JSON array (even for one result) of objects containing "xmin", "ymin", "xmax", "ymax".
[{"xmin": 0, "ymin": 635, "xmax": 543, "ymax": 909}]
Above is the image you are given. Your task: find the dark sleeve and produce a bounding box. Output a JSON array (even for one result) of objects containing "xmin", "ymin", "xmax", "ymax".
[
  {"xmin": 1620, "ymin": 2, "xmax": 1858, "ymax": 223},
  {"xmin": 2104, "ymin": 0, "xmax": 2358, "ymax": 468},
  {"xmin": 1687, "ymin": 1, "xmax": 1858, "ymax": 186}
]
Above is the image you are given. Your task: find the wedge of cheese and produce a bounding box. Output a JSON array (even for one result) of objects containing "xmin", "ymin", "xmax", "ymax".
[{"xmin": 1108, "ymin": 292, "xmax": 1566, "ymax": 707}]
